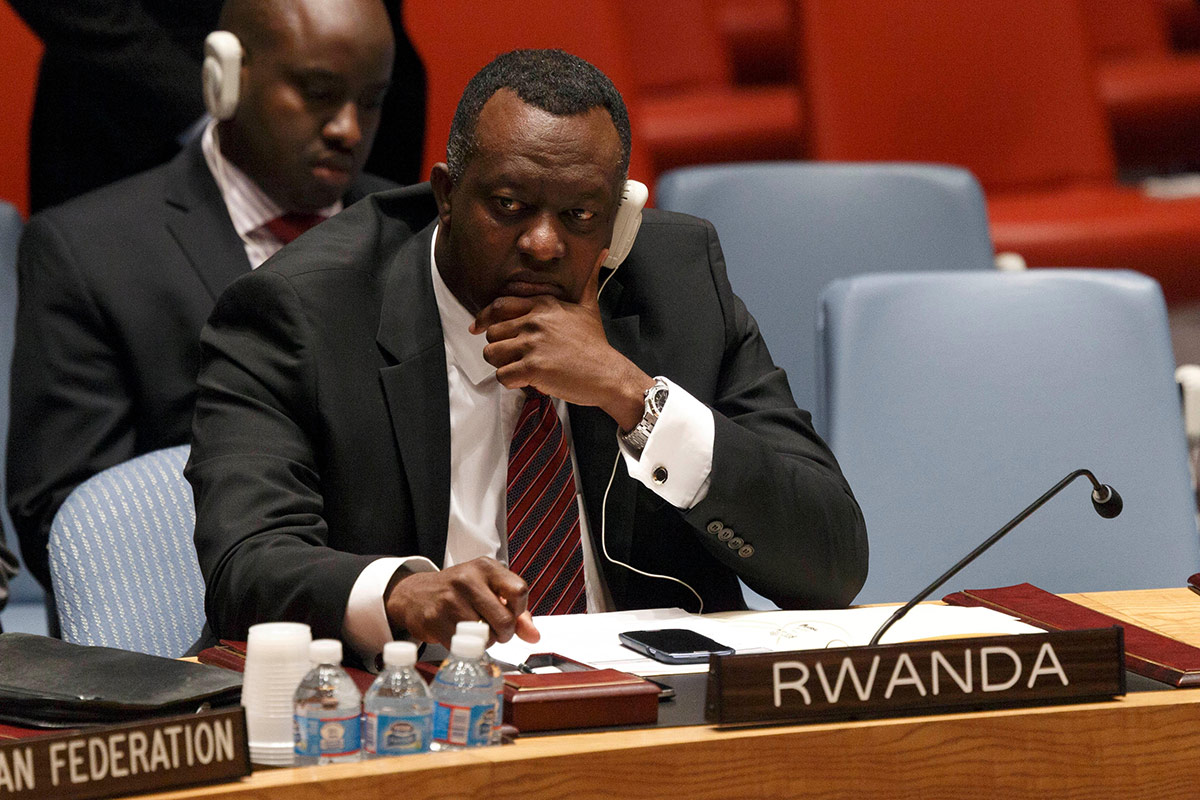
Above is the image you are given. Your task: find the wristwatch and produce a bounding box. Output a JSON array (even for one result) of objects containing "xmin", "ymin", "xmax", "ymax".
[{"xmin": 620, "ymin": 378, "xmax": 669, "ymax": 457}]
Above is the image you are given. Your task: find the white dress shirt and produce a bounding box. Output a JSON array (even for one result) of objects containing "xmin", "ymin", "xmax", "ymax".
[
  {"xmin": 199, "ymin": 119, "xmax": 341, "ymax": 268},
  {"xmin": 343, "ymin": 227, "xmax": 717, "ymax": 663}
]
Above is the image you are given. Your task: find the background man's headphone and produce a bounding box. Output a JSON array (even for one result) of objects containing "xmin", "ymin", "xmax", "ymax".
[{"xmin": 202, "ymin": 31, "xmax": 244, "ymax": 121}]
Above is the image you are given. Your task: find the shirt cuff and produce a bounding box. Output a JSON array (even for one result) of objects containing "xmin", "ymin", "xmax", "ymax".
[
  {"xmin": 617, "ymin": 377, "xmax": 714, "ymax": 509},
  {"xmin": 342, "ymin": 555, "xmax": 438, "ymax": 670}
]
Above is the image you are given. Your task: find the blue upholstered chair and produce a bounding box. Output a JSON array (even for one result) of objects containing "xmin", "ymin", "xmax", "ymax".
[
  {"xmin": 818, "ymin": 270, "xmax": 1200, "ymax": 604},
  {"xmin": 48, "ymin": 445, "xmax": 203, "ymax": 656},
  {"xmin": 0, "ymin": 200, "xmax": 51, "ymax": 636},
  {"xmin": 655, "ymin": 162, "xmax": 997, "ymax": 435}
]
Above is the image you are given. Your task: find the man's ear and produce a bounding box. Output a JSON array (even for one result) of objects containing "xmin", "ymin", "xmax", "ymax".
[{"xmin": 430, "ymin": 163, "xmax": 454, "ymax": 225}]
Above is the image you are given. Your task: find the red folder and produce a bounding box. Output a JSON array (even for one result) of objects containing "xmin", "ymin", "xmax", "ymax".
[
  {"xmin": 0, "ymin": 723, "xmax": 66, "ymax": 740},
  {"xmin": 944, "ymin": 583, "xmax": 1200, "ymax": 687}
]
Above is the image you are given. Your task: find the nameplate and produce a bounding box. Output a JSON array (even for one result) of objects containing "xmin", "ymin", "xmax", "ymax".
[
  {"xmin": 0, "ymin": 707, "xmax": 250, "ymax": 799},
  {"xmin": 704, "ymin": 627, "xmax": 1125, "ymax": 726}
]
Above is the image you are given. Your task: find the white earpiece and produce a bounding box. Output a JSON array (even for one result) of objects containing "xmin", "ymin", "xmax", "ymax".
[
  {"xmin": 203, "ymin": 31, "xmax": 244, "ymax": 121},
  {"xmin": 602, "ymin": 179, "xmax": 648, "ymax": 270}
]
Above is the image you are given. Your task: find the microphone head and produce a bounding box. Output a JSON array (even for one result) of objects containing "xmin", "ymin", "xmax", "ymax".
[{"xmin": 1091, "ymin": 485, "xmax": 1123, "ymax": 519}]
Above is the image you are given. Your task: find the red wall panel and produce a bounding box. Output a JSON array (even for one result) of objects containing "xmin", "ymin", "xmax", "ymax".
[{"xmin": 0, "ymin": 1, "xmax": 41, "ymax": 217}]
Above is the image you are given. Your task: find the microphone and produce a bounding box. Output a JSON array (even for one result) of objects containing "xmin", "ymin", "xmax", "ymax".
[
  {"xmin": 867, "ymin": 468, "xmax": 1122, "ymax": 646},
  {"xmin": 1090, "ymin": 482, "xmax": 1123, "ymax": 518}
]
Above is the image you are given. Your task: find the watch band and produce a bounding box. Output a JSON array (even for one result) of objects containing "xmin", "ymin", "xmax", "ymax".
[{"xmin": 621, "ymin": 378, "xmax": 669, "ymax": 457}]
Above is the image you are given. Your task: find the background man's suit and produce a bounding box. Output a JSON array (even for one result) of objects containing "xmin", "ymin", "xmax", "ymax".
[
  {"xmin": 6, "ymin": 139, "xmax": 394, "ymax": 591},
  {"xmin": 187, "ymin": 184, "xmax": 869, "ymax": 642}
]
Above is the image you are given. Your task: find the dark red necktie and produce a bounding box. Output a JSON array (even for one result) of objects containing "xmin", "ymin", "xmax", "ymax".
[
  {"xmin": 506, "ymin": 391, "xmax": 586, "ymax": 616},
  {"xmin": 263, "ymin": 212, "xmax": 325, "ymax": 244}
]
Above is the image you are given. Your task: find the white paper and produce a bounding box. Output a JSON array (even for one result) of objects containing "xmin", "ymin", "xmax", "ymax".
[{"xmin": 488, "ymin": 605, "xmax": 1042, "ymax": 677}]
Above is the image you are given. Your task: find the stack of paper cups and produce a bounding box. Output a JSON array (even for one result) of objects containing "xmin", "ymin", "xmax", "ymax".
[{"xmin": 241, "ymin": 622, "xmax": 313, "ymax": 766}]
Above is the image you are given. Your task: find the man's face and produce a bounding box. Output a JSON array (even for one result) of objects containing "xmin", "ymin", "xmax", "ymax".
[
  {"xmin": 432, "ymin": 89, "xmax": 625, "ymax": 316},
  {"xmin": 222, "ymin": 0, "xmax": 393, "ymax": 211}
]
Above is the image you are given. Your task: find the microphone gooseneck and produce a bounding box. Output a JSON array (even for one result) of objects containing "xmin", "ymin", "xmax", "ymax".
[{"xmin": 867, "ymin": 468, "xmax": 1122, "ymax": 647}]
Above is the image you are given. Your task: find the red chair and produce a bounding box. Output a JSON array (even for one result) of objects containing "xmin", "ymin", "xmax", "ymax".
[
  {"xmin": 1161, "ymin": 0, "xmax": 1200, "ymax": 50},
  {"xmin": 612, "ymin": 0, "xmax": 803, "ymax": 175},
  {"xmin": 799, "ymin": 0, "xmax": 1200, "ymax": 304},
  {"xmin": 402, "ymin": 0, "xmax": 655, "ymax": 185},
  {"xmin": 1081, "ymin": 0, "xmax": 1200, "ymax": 171},
  {"xmin": 716, "ymin": 0, "xmax": 795, "ymax": 86}
]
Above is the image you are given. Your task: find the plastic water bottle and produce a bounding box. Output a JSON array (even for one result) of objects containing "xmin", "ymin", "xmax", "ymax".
[
  {"xmin": 362, "ymin": 641, "xmax": 432, "ymax": 758},
  {"xmin": 455, "ymin": 621, "xmax": 505, "ymax": 743},
  {"xmin": 430, "ymin": 634, "xmax": 496, "ymax": 749},
  {"xmin": 293, "ymin": 639, "xmax": 362, "ymax": 764}
]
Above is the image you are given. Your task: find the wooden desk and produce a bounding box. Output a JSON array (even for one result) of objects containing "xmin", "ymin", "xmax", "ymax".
[
  {"xmin": 1065, "ymin": 587, "xmax": 1200, "ymax": 645},
  {"xmin": 128, "ymin": 589, "xmax": 1200, "ymax": 800}
]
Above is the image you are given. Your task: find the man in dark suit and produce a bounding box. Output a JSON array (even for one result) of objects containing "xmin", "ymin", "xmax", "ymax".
[
  {"xmin": 7, "ymin": 0, "xmax": 396, "ymax": 594},
  {"xmin": 188, "ymin": 50, "xmax": 868, "ymax": 663}
]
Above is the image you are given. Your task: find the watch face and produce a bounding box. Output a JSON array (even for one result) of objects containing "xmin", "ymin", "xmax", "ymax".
[{"xmin": 648, "ymin": 385, "xmax": 669, "ymax": 414}]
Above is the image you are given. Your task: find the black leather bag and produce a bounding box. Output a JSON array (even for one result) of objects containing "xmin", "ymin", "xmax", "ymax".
[{"xmin": 0, "ymin": 633, "xmax": 242, "ymax": 728}]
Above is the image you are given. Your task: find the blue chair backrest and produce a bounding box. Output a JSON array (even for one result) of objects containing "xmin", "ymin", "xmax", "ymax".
[
  {"xmin": 818, "ymin": 270, "xmax": 1200, "ymax": 604},
  {"xmin": 655, "ymin": 162, "xmax": 996, "ymax": 433},
  {"xmin": 48, "ymin": 445, "xmax": 202, "ymax": 656}
]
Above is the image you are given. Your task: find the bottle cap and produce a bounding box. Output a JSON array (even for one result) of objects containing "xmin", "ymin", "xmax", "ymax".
[
  {"xmin": 455, "ymin": 621, "xmax": 490, "ymax": 642},
  {"xmin": 382, "ymin": 640, "xmax": 418, "ymax": 668},
  {"xmin": 309, "ymin": 638, "xmax": 342, "ymax": 666},
  {"xmin": 449, "ymin": 634, "xmax": 485, "ymax": 659}
]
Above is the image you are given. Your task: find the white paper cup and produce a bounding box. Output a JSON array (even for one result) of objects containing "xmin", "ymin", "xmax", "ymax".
[
  {"xmin": 241, "ymin": 622, "xmax": 311, "ymax": 763},
  {"xmin": 248, "ymin": 742, "xmax": 296, "ymax": 767}
]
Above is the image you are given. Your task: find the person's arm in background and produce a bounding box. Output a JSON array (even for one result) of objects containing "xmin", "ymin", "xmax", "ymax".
[
  {"xmin": 9, "ymin": 1, "xmax": 211, "ymax": 143},
  {"xmin": 363, "ymin": 1, "xmax": 428, "ymax": 186},
  {"xmin": 6, "ymin": 214, "xmax": 140, "ymax": 591}
]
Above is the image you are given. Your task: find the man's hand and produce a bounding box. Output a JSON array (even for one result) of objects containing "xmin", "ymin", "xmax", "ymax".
[
  {"xmin": 472, "ymin": 248, "xmax": 653, "ymax": 432},
  {"xmin": 384, "ymin": 557, "xmax": 541, "ymax": 648}
]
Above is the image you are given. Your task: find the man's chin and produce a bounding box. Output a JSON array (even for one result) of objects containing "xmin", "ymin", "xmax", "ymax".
[{"xmin": 291, "ymin": 184, "xmax": 348, "ymax": 213}]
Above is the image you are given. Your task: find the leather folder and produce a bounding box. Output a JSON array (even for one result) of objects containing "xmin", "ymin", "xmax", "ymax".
[
  {"xmin": 0, "ymin": 633, "xmax": 243, "ymax": 728},
  {"xmin": 944, "ymin": 583, "xmax": 1200, "ymax": 687},
  {"xmin": 499, "ymin": 667, "xmax": 659, "ymax": 732},
  {"xmin": 414, "ymin": 654, "xmax": 659, "ymax": 732}
]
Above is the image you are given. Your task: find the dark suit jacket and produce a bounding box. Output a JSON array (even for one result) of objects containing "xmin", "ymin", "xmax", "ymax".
[
  {"xmin": 187, "ymin": 184, "xmax": 869, "ymax": 642},
  {"xmin": 6, "ymin": 139, "xmax": 394, "ymax": 590}
]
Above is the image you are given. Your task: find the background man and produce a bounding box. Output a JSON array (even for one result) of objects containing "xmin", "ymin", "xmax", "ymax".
[
  {"xmin": 7, "ymin": 0, "xmax": 396, "ymax": 594},
  {"xmin": 188, "ymin": 49, "xmax": 868, "ymax": 663}
]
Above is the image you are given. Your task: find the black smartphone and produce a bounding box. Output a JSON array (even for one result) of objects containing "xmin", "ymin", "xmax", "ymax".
[{"xmin": 617, "ymin": 628, "xmax": 735, "ymax": 665}]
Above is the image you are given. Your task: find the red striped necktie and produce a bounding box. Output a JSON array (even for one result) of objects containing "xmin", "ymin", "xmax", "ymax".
[
  {"xmin": 506, "ymin": 390, "xmax": 586, "ymax": 616},
  {"xmin": 263, "ymin": 212, "xmax": 325, "ymax": 244}
]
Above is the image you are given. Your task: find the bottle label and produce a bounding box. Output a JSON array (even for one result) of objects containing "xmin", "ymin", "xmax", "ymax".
[
  {"xmin": 364, "ymin": 711, "xmax": 429, "ymax": 755},
  {"xmin": 294, "ymin": 712, "xmax": 362, "ymax": 758},
  {"xmin": 432, "ymin": 701, "xmax": 494, "ymax": 747}
]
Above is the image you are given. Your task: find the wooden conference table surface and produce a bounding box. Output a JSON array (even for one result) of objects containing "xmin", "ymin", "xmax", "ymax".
[{"xmin": 126, "ymin": 589, "xmax": 1200, "ymax": 800}]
